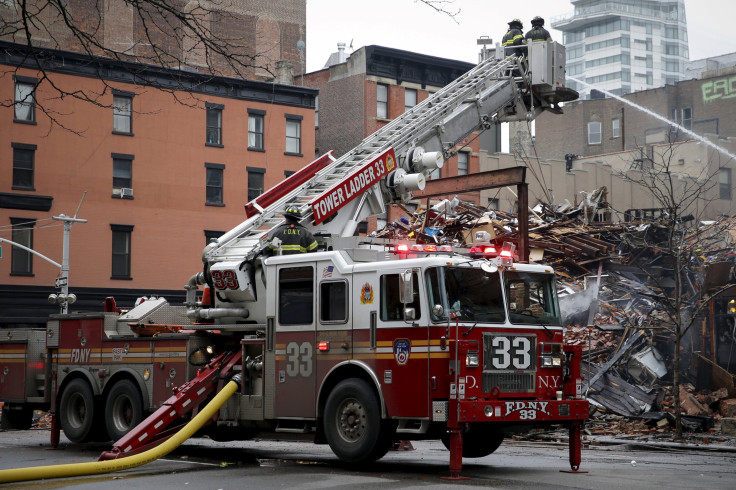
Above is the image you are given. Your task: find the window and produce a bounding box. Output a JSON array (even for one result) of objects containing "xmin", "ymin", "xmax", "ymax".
[
  {"xmin": 612, "ymin": 118, "xmax": 620, "ymax": 138},
  {"xmin": 404, "ymin": 88, "xmax": 417, "ymax": 112},
  {"xmin": 681, "ymin": 108, "xmax": 692, "ymax": 130},
  {"xmin": 111, "ymin": 224, "xmax": 133, "ymax": 279},
  {"xmin": 247, "ymin": 167, "xmax": 265, "ymax": 202},
  {"xmin": 377, "ymin": 83, "xmax": 388, "ymax": 118},
  {"xmin": 720, "ymin": 168, "xmax": 731, "ymax": 200},
  {"xmin": 12, "ymin": 143, "xmax": 36, "ymax": 190},
  {"xmin": 380, "ymin": 272, "xmax": 421, "ymax": 321},
  {"xmin": 587, "ymin": 121, "xmax": 602, "ymax": 145},
  {"xmin": 14, "ymin": 76, "xmax": 36, "ymax": 123},
  {"xmin": 112, "ymin": 91, "xmax": 133, "ymax": 134},
  {"xmin": 206, "ymin": 103, "xmax": 223, "ymax": 146},
  {"xmin": 457, "ymin": 152, "xmax": 469, "ymax": 175},
  {"xmin": 285, "ymin": 115, "xmax": 302, "ymax": 155},
  {"xmin": 320, "ymin": 281, "xmax": 348, "ymax": 323},
  {"xmin": 248, "ymin": 109, "xmax": 265, "ymax": 150},
  {"xmin": 314, "ymin": 96, "xmax": 319, "ymax": 128},
  {"xmin": 429, "ymin": 166, "xmax": 441, "ymax": 180},
  {"xmin": 488, "ymin": 198, "xmax": 499, "ymax": 211},
  {"xmin": 279, "ymin": 266, "xmax": 313, "ymax": 325},
  {"xmin": 205, "ymin": 163, "xmax": 224, "ymax": 205},
  {"xmin": 204, "ymin": 229, "xmax": 224, "ymax": 245},
  {"xmin": 112, "ymin": 153, "xmax": 134, "ymax": 198},
  {"xmin": 10, "ymin": 218, "xmax": 35, "ymax": 276}
]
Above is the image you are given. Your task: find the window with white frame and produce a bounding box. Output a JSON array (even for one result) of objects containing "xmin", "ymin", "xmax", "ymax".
[
  {"xmin": 458, "ymin": 152, "xmax": 469, "ymax": 175},
  {"xmin": 681, "ymin": 108, "xmax": 692, "ymax": 130},
  {"xmin": 587, "ymin": 121, "xmax": 602, "ymax": 145},
  {"xmin": 14, "ymin": 76, "xmax": 36, "ymax": 123},
  {"xmin": 285, "ymin": 115, "xmax": 302, "ymax": 155},
  {"xmin": 113, "ymin": 91, "xmax": 133, "ymax": 134},
  {"xmin": 404, "ymin": 88, "xmax": 417, "ymax": 112},
  {"xmin": 720, "ymin": 168, "xmax": 731, "ymax": 200},
  {"xmin": 612, "ymin": 118, "xmax": 620, "ymax": 138},
  {"xmin": 377, "ymin": 84, "xmax": 388, "ymax": 118},
  {"xmin": 248, "ymin": 109, "xmax": 265, "ymax": 150}
]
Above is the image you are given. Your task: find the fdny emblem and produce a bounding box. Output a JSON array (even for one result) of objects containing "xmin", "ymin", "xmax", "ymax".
[
  {"xmin": 386, "ymin": 153, "xmax": 396, "ymax": 172},
  {"xmin": 360, "ymin": 283, "xmax": 374, "ymax": 304},
  {"xmin": 393, "ymin": 338, "xmax": 410, "ymax": 365}
]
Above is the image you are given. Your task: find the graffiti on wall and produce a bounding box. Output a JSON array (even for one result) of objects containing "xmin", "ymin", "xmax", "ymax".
[{"xmin": 702, "ymin": 76, "xmax": 736, "ymax": 103}]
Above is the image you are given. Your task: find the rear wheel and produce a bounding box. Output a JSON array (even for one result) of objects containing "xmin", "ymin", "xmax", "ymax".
[
  {"xmin": 441, "ymin": 424, "xmax": 504, "ymax": 458},
  {"xmin": 324, "ymin": 378, "xmax": 389, "ymax": 464},
  {"xmin": 105, "ymin": 380, "xmax": 143, "ymax": 441},
  {"xmin": 59, "ymin": 378, "xmax": 96, "ymax": 443}
]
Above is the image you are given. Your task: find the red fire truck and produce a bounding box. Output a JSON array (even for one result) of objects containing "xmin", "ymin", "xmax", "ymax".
[{"xmin": 1, "ymin": 43, "xmax": 587, "ymax": 477}]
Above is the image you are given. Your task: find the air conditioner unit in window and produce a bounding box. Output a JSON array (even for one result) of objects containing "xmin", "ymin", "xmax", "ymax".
[{"xmin": 120, "ymin": 187, "xmax": 134, "ymax": 198}]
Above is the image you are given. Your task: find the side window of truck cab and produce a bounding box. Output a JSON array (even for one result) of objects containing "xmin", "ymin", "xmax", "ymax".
[
  {"xmin": 380, "ymin": 272, "xmax": 421, "ymax": 321},
  {"xmin": 278, "ymin": 266, "xmax": 314, "ymax": 325}
]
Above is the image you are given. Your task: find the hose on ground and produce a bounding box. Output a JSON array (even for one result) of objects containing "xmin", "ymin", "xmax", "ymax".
[{"xmin": 0, "ymin": 375, "xmax": 240, "ymax": 484}]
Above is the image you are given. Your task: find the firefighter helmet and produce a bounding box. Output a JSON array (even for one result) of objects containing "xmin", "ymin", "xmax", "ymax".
[
  {"xmin": 532, "ymin": 16, "xmax": 545, "ymax": 27},
  {"xmin": 284, "ymin": 205, "xmax": 302, "ymax": 220},
  {"xmin": 508, "ymin": 18, "xmax": 523, "ymax": 29}
]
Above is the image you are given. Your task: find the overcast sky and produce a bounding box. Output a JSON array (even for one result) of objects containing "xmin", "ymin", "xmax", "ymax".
[{"xmin": 305, "ymin": 0, "xmax": 734, "ymax": 73}]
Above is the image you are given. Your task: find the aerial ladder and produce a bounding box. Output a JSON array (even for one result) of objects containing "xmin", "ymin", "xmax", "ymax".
[{"xmin": 198, "ymin": 44, "xmax": 574, "ymax": 287}]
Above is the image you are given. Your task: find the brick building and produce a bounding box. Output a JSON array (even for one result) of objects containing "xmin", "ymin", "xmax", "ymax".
[
  {"xmin": 300, "ymin": 44, "xmax": 500, "ymax": 228},
  {"xmin": 533, "ymin": 71, "xmax": 736, "ymax": 161},
  {"xmin": 0, "ymin": 41, "xmax": 316, "ymax": 327},
  {"xmin": 0, "ymin": 0, "xmax": 307, "ymax": 82}
]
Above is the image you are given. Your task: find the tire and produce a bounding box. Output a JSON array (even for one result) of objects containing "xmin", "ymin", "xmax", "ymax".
[
  {"xmin": 105, "ymin": 380, "xmax": 143, "ymax": 442},
  {"xmin": 324, "ymin": 378, "xmax": 386, "ymax": 464},
  {"xmin": 0, "ymin": 406, "xmax": 33, "ymax": 430},
  {"xmin": 59, "ymin": 378, "xmax": 96, "ymax": 443},
  {"xmin": 441, "ymin": 424, "xmax": 504, "ymax": 458}
]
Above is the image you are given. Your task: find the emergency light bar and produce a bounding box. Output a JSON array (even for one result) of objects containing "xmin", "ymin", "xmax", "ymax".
[{"xmin": 394, "ymin": 243, "xmax": 453, "ymax": 254}]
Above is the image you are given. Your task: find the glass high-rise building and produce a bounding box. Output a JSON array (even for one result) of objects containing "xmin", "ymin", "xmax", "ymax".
[{"xmin": 552, "ymin": 0, "xmax": 688, "ymax": 99}]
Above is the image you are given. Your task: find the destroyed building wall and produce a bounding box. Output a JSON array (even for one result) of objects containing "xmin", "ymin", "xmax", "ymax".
[
  {"xmin": 480, "ymin": 135, "xmax": 736, "ymax": 223},
  {"xmin": 534, "ymin": 71, "xmax": 736, "ymax": 161}
]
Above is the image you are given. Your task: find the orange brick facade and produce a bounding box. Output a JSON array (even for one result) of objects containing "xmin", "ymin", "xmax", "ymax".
[{"xmin": 0, "ymin": 41, "xmax": 315, "ymax": 325}]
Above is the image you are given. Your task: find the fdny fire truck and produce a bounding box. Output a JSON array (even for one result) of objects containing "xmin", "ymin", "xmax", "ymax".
[{"xmin": 0, "ymin": 43, "xmax": 587, "ymax": 477}]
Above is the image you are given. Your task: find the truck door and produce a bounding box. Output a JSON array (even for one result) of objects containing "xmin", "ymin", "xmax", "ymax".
[
  {"xmin": 315, "ymin": 261, "xmax": 351, "ymax": 391},
  {"xmin": 273, "ymin": 264, "xmax": 316, "ymax": 418}
]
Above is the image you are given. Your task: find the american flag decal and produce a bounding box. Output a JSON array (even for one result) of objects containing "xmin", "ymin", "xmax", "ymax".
[{"xmin": 322, "ymin": 265, "xmax": 334, "ymax": 278}]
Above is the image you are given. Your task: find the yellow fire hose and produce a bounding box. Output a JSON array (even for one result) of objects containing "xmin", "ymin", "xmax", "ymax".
[{"xmin": 0, "ymin": 376, "xmax": 240, "ymax": 484}]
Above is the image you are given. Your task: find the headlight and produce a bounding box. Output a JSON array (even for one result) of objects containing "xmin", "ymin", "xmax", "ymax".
[{"xmin": 466, "ymin": 353, "xmax": 479, "ymax": 368}]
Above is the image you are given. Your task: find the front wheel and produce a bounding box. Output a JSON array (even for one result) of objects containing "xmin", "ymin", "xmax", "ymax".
[
  {"xmin": 324, "ymin": 379, "xmax": 388, "ymax": 464},
  {"xmin": 59, "ymin": 378, "xmax": 96, "ymax": 443},
  {"xmin": 105, "ymin": 380, "xmax": 143, "ymax": 441}
]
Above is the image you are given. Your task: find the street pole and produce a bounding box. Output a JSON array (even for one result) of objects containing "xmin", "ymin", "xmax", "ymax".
[{"xmin": 52, "ymin": 214, "xmax": 87, "ymax": 314}]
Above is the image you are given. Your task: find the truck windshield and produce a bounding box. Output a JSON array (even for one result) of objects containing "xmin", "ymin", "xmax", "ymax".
[
  {"xmin": 426, "ymin": 266, "xmax": 505, "ymax": 323},
  {"xmin": 504, "ymin": 271, "xmax": 561, "ymax": 326}
]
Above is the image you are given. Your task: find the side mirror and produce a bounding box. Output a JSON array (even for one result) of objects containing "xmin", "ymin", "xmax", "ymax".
[
  {"xmin": 404, "ymin": 307, "xmax": 416, "ymax": 321},
  {"xmin": 399, "ymin": 269, "xmax": 413, "ymax": 304}
]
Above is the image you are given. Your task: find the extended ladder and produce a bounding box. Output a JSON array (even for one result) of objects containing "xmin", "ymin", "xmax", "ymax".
[{"xmin": 208, "ymin": 55, "xmax": 523, "ymax": 262}]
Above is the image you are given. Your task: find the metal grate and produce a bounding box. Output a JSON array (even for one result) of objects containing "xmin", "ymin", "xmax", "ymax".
[{"xmin": 483, "ymin": 372, "xmax": 535, "ymax": 393}]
